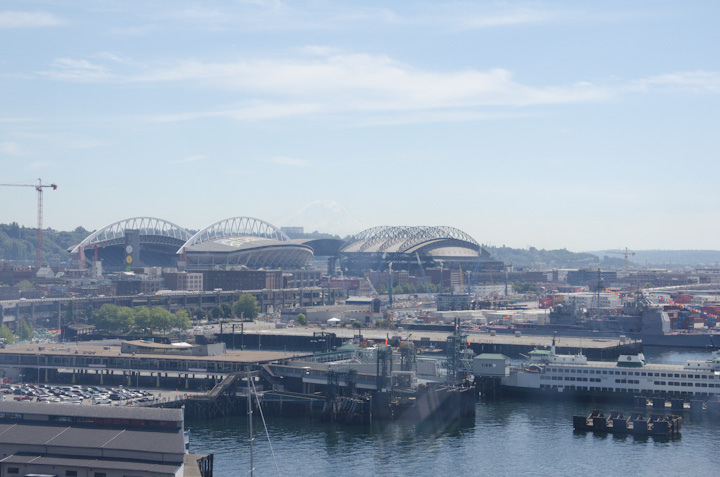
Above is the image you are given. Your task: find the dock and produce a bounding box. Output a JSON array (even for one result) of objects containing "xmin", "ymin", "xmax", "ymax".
[
  {"xmin": 216, "ymin": 323, "xmax": 639, "ymax": 360},
  {"xmin": 573, "ymin": 410, "xmax": 682, "ymax": 437}
]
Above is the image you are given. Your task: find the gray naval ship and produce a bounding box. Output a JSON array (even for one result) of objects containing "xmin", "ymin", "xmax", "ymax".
[{"xmin": 548, "ymin": 293, "xmax": 720, "ymax": 348}]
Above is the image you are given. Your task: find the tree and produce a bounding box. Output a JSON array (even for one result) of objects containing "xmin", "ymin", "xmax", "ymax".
[
  {"xmin": 351, "ymin": 320, "xmax": 363, "ymax": 329},
  {"xmin": 189, "ymin": 307, "xmax": 205, "ymax": 320},
  {"xmin": 91, "ymin": 304, "xmax": 134, "ymax": 333},
  {"xmin": 64, "ymin": 306, "xmax": 74, "ymax": 323},
  {"xmin": 16, "ymin": 280, "xmax": 33, "ymax": 292},
  {"xmin": 296, "ymin": 313, "xmax": 307, "ymax": 326},
  {"xmin": 171, "ymin": 309, "xmax": 191, "ymax": 331},
  {"xmin": 149, "ymin": 307, "xmax": 173, "ymax": 333},
  {"xmin": 220, "ymin": 303, "xmax": 232, "ymax": 318},
  {"xmin": 91, "ymin": 304, "xmax": 119, "ymax": 332},
  {"xmin": 233, "ymin": 294, "xmax": 259, "ymax": 321},
  {"xmin": 116, "ymin": 307, "xmax": 135, "ymax": 333},
  {"xmin": 16, "ymin": 319, "xmax": 33, "ymax": 342},
  {"xmin": 210, "ymin": 306, "xmax": 223, "ymax": 320},
  {"xmin": 133, "ymin": 306, "xmax": 152, "ymax": 331},
  {"xmin": 0, "ymin": 325, "xmax": 14, "ymax": 344}
]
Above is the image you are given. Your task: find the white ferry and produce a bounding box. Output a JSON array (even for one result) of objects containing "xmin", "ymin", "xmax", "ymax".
[{"xmin": 474, "ymin": 339, "xmax": 720, "ymax": 400}]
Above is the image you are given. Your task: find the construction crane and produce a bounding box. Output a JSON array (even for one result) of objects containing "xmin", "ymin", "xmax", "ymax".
[
  {"xmin": 0, "ymin": 179, "xmax": 57, "ymax": 268},
  {"xmin": 607, "ymin": 247, "xmax": 636, "ymax": 277}
]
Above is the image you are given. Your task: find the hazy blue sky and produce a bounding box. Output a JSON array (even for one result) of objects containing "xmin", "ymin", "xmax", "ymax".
[{"xmin": 1, "ymin": 1, "xmax": 718, "ymax": 251}]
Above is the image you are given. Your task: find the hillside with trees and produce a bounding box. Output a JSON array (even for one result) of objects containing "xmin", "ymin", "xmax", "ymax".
[{"xmin": 0, "ymin": 222, "xmax": 90, "ymax": 266}]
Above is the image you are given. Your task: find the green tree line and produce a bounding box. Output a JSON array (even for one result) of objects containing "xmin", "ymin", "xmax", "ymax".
[
  {"xmin": 0, "ymin": 223, "xmax": 89, "ymax": 265},
  {"xmin": 89, "ymin": 304, "xmax": 191, "ymax": 334}
]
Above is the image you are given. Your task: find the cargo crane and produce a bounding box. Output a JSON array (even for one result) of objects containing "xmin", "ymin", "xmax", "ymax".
[
  {"xmin": 0, "ymin": 179, "xmax": 57, "ymax": 268},
  {"xmin": 608, "ymin": 247, "xmax": 635, "ymax": 277}
]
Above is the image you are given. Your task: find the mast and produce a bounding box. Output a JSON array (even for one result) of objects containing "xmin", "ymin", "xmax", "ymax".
[{"xmin": 247, "ymin": 368, "xmax": 254, "ymax": 476}]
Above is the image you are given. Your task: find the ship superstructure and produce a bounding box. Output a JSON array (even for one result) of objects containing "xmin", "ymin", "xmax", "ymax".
[{"xmin": 475, "ymin": 342, "xmax": 720, "ymax": 400}]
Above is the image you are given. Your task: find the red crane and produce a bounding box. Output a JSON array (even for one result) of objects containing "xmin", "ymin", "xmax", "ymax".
[{"xmin": 0, "ymin": 179, "xmax": 58, "ymax": 268}]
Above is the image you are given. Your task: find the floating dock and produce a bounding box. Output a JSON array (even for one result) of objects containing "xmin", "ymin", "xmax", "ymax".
[{"xmin": 573, "ymin": 410, "xmax": 682, "ymax": 437}]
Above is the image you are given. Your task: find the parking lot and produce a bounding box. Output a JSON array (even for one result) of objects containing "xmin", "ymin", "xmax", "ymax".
[{"xmin": 0, "ymin": 383, "xmax": 187, "ymax": 406}]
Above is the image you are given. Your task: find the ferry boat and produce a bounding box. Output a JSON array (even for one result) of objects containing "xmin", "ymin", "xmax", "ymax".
[{"xmin": 476, "ymin": 337, "xmax": 720, "ymax": 400}]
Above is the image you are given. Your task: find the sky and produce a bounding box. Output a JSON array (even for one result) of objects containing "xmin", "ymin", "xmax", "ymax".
[{"xmin": 1, "ymin": 1, "xmax": 719, "ymax": 252}]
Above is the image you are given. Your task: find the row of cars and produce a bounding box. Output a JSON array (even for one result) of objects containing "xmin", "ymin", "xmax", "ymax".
[{"xmin": 1, "ymin": 383, "xmax": 156, "ymax": 405}]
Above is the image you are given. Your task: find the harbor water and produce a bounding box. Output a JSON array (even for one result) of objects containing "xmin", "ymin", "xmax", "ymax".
[{"xmin": 186, "ymin": 348, "xmax": 720, "ymax": 476}]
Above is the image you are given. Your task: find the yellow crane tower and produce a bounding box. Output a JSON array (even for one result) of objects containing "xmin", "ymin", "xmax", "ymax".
[
  {"xmin": 608, "ymin": 247, "xmax": 636, "ymax": 277},
  {"xmin": 0, "ymin": 179, "xmax": 58, "ymax": 268}
]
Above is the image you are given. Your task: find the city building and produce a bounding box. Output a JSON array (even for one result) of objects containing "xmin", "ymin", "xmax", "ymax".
[
  {"xmin": 163, "ymin": 271, "xmax": 204, "ymax": 291},
  {"xmin": 0, "ymin": 401, "xmax": 210, "ymax": 477},
  {"xmin": 203, "ymin": 270, "xmax": 283, "ymax": 291}
]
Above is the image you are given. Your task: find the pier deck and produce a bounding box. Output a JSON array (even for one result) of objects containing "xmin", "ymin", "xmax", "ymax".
[{"xmin": 216, "ymin": 322, "xmax": 639, "ymax": 359}]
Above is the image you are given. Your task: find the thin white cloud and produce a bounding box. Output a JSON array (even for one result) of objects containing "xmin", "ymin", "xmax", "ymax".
[
  {"xmin": 461, "ymin": 7, "xmax": 559, "ymax": 29},
  {"xmin": 351, "ymin": 110, "xmax": 536, "ymax": 128},
  {"xmin": 35, "ymin": 49, "xmax": 609, "ymax": 125},
  {"xmin": 107, "ymin": 25, "xmax": 155, "ymax": 37},
  {"xmin": 0, "ymin": 142, "xmax": 21, "ymax": 155},
  {"xmin": 71, "ymin": 139, "xmax": 113, "ymax": 149},
  {"xmin": 124, "ymin": 2, "xmax": 598, "ymax": 32},
  {"xmin": 0, "ymin": 11, "xmax": 64, "ymax": 29},
  {"xmin": 0, "ymin": 118, "xmax": 34, "ymax": 123},
  {"xmin": 153, "ymin": 102, "xmax": 323, "ymax": 122},
  {"xmin": 124, "ymin": 52, "xmax": 610, "ymax": 110},
  {"xmin": 264, "ymin": 156, "xmax": 312, "ymax": 167},
  {"xmin": 44, "ymin": 50, "xmax": 720, "ymax": 128},
  {"xmin": 29, "ymin": 161, "xmax": 51, "ymax": 170},
  {"xmin": 174, "ymin": 155, "xmax": 205, "ymax": 164},
  {"xmin": 39, "ymin": 58, "xmax": 112, "ymax": 82},
  {"xmin": 632, "ymin": 70, "xmax": 720, "ymax": 93},
  {"xmin": 299, "ymin": 45, "xmax": 344, "ymax": 56},
  {"xmin": 91, "ymin": 52, "xmax": 135, "ymax": 65}
]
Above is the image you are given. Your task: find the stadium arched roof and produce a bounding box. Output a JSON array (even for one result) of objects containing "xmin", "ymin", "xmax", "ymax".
[
  {"xmin": 178, "ymin": 217, "xmax": 291, "ymax": 252},
  {"xmin": 179, "ymin": 217, "xmax": 313, "ymax": 269},
  {"xmin": 69, "ymin": 217, "xmax": 192, "ymax": 253},
  {"xmin": 341, "ymin": 226, "xmax": 480, "ymax": 254}
]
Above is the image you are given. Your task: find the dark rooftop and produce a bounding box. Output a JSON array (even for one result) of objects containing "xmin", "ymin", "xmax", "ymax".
[
  {"xmin": 0, "ymin": 454, "xmax": 181, "ymax": 474},
  {"xmin": 0, "ymin": 401, "xmax": 183, "ymax": 423}
]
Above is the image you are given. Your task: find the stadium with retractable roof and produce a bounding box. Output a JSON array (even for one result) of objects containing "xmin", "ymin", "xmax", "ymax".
[{"xmin": 339, "ymin": 225, "xmax": 503, "ymax": 274}]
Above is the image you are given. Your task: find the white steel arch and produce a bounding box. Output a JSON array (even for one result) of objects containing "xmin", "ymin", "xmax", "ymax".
[
  {"xmin": 178, "ymin": 216, "xmax": 291, "ymax": 253},
  {"xmin": 341, "ymin": 225, "xmax": 480, "ymax": 254},
  {"xmin": 70, "ymin": 217, "xmax": 192, "ymax": 253}
]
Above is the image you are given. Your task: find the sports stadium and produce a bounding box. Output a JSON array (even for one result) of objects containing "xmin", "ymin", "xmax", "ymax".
[
  {"xmin": 339, "ymin": 226, "xmax": 503, "ymax": 275},
  {"xmin": 69, "ymin": 219, "xmax": 501, "ymax": 275},
  {"xmin": 69, "ymin": 216, "xmax": 316, "ymax": 271}
]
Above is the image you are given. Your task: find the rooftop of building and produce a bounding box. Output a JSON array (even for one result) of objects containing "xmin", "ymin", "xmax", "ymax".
[
  {"xmin": 0, "ymin": 342, "xmax": 309, "ymax": 364},
  {"xmin": 0, "ymin": 400, "xmax": 183, "ymax": 424},
  {"xmin": 0, "ymin": 454, "xmax": 181, "ymax": 474}
]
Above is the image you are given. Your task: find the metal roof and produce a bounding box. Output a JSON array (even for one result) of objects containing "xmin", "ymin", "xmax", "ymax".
[
  {"xmin": 0, "ymin": 424, "xmax": 184, "ymax": 456},
  {"xmin": 0, "ymin": 401, "xmax": 183, "ymax": 423},
  {"xmin": 179, "ymin": 216, "xmax": 291, "ymax": 252},
  {"xmin": 70, "ymin": 217, "xmax": 192, "ymax": 254},
  {"xmin": 474, "ymin": 353, "xmax": 509, "ymax": 360},
  {"xmin": 0, "ymin": 454, "xmax": 181, "ymax": 474},
  {"xmin": 341, "ymin": 225, "xmax": 480, "ymax": 254}
]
